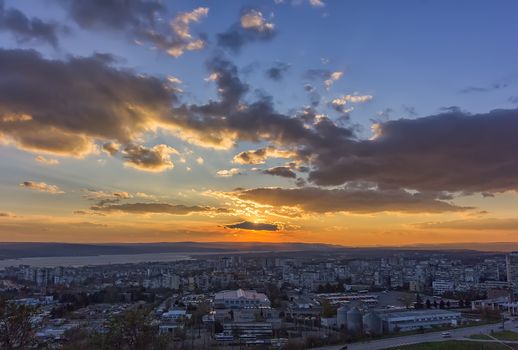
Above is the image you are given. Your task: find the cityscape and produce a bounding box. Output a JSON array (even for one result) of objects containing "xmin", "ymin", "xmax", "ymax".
[
  {"xmin": 1, "ymin": 0, "xmax": 518, "ymax": 349},
  {"xmin": 3, "ymin": 245, "xmax": 518, "ymax": 349}
]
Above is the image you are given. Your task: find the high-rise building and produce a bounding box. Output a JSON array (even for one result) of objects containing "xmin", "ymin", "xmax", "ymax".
[{"xmin": 506, "ymin": 252, "xmax": 518, "ymax": 285}]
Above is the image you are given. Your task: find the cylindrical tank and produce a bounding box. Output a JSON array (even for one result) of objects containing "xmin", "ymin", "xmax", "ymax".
[
  {"xmin": 347, "ymin": 307, "xmax": 363, "ymax": 334},
  {"xmin": 363, "ymin": 311, "xmax": 382, "ymax": 335},
  {"xmin": 337, "ymin": 305, "xmax": 349, "ymax": 330}
]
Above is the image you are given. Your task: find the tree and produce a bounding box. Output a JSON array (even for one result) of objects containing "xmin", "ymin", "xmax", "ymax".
[
  {"xmin": 191, "ymin": 302, "xmax": 209, "ymax": 337},
  {"xmin": 401, "ymin": 293, "xmax": 415, "ymax": 309},
  {"xmin": 0, "ymin": 299, "xmax": 36, "ymax": 349},
  {"xmin": 103, "ymin": 307, "xmax": 157, "ymax": 350},
  {"xmin": 415, "ymin": 294, "xmax": 424, "ymax": 309},
  {"xmin": 459, "ymin": 299, "xmax": 464, "ymax": 308},
  {"xmin": 446, "ymin": 301, "xmax": 451, "ymax": 309},
  {"xmin": 214, "ymin": 320, "xmax": 224, "ymax": 333},
  {"xmin": 61, "ymin": 327, "xmax": 104, "ymax": 350},
  {"xmin": 439, "ymin": 300, "xmax": 445, "ymax": 309},
  {"xmin": 282, "ymin": 339, "xmax": 305, "ymax": 350},
  {"xmin": 426, "ymin": 299, "xmax": 431, "ymax": 309},
  {"xmin": 320, "ymin": 300, "xmax": 337, "ymax": 318}
]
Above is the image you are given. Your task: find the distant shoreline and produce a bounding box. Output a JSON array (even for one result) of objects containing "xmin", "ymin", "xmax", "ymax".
[{"xmin": 0, "ymin": 250, "xmax": 289, "ymax": 268}]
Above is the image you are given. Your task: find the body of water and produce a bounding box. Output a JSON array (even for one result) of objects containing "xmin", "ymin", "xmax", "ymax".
[{"xmin": 0, "ymin": 252, "xmax": 193, "ymax": 268}]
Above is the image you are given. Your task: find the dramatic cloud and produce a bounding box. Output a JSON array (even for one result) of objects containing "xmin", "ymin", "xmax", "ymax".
[
  {"xmin": 35, "ymin": 155, "xmax": 59, "ymax": 165},
  {"xmin": 59, "ymin": 1, "xmax": 208, "ymax": 57},
  {"xmin": 82, "ymin": 189, "xmax": 138, "ymax": 207},
  {"xmin": 233, "ymin": 147, "xmax": 297, "ymax": 165},
  {"xmin": 262, "ymin": 166, "xmax": 297, "ymax": 178},
  {"xmin": 4, "ymin": 46, "xmax": 515, "ymax": 205},
  {"xmin": 240, "ymin": 10, "xmax": 274, "ymax": 32},
  {"xmin": 217, "ymin": 9, "xmax": 275, "ymax": 53},
  {"xmin": 330, "ymin": 94, "xmax": 372, "ymax": 114},
  {"xmin": 305, "ymin": 69, "xmax": 343, "ymax": 89},
  {"xmin": 224, "ymin": 220, "xmax": 279, "ymax": 231},
  {"xmin": 265, "ymin": 62, "xmax": 290, "ymax": 81},
  {"xmin": 0, "ymin": 49, "xmax": 174, "ymax": 157},
  {"xmin": 82, "ymin": 189, "xmax": 132, "ymax": 201},
  {"xmin": 331, "ymin": 94, "xmax": 373, "ymax": 107},
  {"xmin": 0, "ymin": 1, "xmax": 65, "ymax": 47},
  {"xmin": 142, "ymin": 7, "xmax": 209, "ymax": 58},
  {"xmin": 308, "ymin": 108, "xmax": 518, "ymax": 194},
  {"xmin": 102, "ymin": 142, "xmax": 120, "ymax": 156},
  {"xmin": 90, "ymin": 202, "xmax": 220, "ymax": 215},
  {"xmin": 216, "ymin": 168, "xmax": 241, "ymax": 177},
  {"xmin": 167, "ymin": 57, "xmax": 341, "ymax": 150},
  {"xmin": 20, "ymin": 181, "xmax": 64, "ymax": 194},
  {"xmin": 122, "ymin": 144, "xmax": 178, "ymax": 172},
  {"xmin": 324, "ymin": 71, "xmax": 343, "ymax": 89},
  {"xmin": 234, "ymin": 186, "xmax": 470, "ymax": 214}
]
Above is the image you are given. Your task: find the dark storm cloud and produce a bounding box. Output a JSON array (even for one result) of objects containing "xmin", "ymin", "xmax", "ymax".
[
  {"xmin": 0, "ymin": 0, "xmax": 65, "ymax": 47},
  {"xmin": 459, "ymin": 83, "xmax": 508, "ymax": 94},
  {"xmin": 262, "ymin": 166, "xmax": 297, "ymax": 178},
  {"xmin": 217, "ymin": 9, "xmax": 276, "ymax": 53},
  {"xmin": 236, "ymin": 186, "xmax": 470, "ymax": 214},
  {"xmin": 90, "ymin": 202, "xmax": 217, "ymax": 215},
  {"xmin": 265, "ymin": 62, "xmax": 290, "ymax": 81},
  {"xmin": 0, "ymin": 48, "xmax": 174, "ymax": 156},
  {"xmin": 224, "ymin": 221, "xmax": 279, "ymax": 231},
  {"xmin": 308, "ymin": 108, "xmax": 518, "ymax": 194}
]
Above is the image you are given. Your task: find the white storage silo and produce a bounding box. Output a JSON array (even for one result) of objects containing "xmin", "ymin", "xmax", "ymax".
[
  {"xmin": 363, "ymin": 311, "xmax": 382, "ymax": 335},
  {"xmin": 337, "ymin": 305, "xmax": 349, "ymax": 330},
  {"xmin": 347, "ymin": 307, "xmax": 363, "ymax": 334}
]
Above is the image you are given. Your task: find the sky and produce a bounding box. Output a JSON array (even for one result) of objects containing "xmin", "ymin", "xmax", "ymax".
[{"xmin": 1, "ymin": 0, "xmax": 518, "ymax": 246}]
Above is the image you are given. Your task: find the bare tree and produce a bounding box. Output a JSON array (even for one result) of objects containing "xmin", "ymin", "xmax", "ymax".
[{"xmin": 0, "ymin": 298, "xmax": 36, "ymax": 349}]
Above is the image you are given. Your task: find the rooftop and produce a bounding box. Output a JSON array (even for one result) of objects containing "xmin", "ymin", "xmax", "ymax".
[
  {"xmin": 214, "ymin": 289, "xmax": 269, "ymax": 302},
  {"xmin": 381, "ymin": 309, "xmax": 461, "ymax": 319}
]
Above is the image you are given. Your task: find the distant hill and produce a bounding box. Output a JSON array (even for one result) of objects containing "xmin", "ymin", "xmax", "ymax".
[
  {"xmin": 397, "ymin": 242, "xmax": 518, "ymax": 252},
  {"xmin": 0, "ymin": 241, "xmax": 342, "ymax": 260},
  {"xmin": 1, "ymin": 241, "xmax": 515, "ymax": 260}
]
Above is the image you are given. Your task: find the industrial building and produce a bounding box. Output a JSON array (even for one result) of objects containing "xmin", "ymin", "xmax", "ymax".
[
  {"xmin": 214, "ymin": 289, "xmax": 271, "ymax": 309},
  {"xmin": 379, "ymin": 309, "xmax": 461, "ymax": 332},
  {"xmin": 222, "ymin": 322, "xmax": 273, "ymax": 337}
]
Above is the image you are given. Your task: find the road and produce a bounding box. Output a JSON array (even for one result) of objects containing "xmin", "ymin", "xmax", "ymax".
[{"xmin": 314, "ymin": 321, "xmax": 515, "ymax": 350}]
